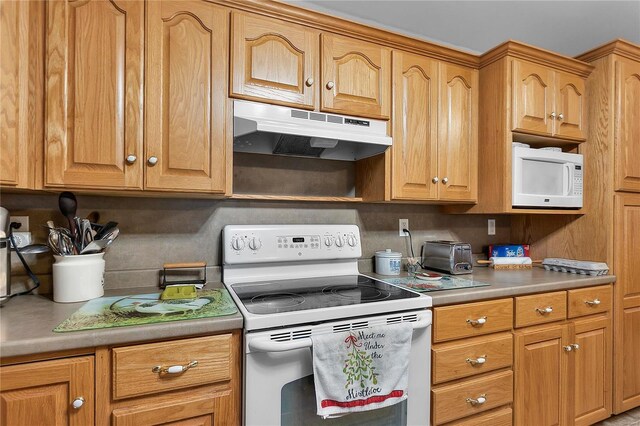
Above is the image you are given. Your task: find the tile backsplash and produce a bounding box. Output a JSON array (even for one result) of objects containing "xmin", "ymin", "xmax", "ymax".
[{"xmin": 2, "ymin": 193, "xmax": 510, "ymax": 292}]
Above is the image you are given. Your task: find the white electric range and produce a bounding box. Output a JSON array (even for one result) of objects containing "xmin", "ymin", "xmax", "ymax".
[{"xmin": 222, "ymin": 224, "xmax": 432, "ymax": 426}]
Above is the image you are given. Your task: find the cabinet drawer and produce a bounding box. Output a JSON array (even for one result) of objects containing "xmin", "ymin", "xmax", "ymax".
[
  {"xmin": 434, "ymin": 299, "xmax": 513, "ymax": 343},
  {"xmin": 568, "ymin": 285, "xmax": 612, "ymax": 318},
  {"xmin": 515, "ymin": 291, "xmax": 566, "ymax": 328},
  {"xmin": 445, "ymin": 406, "xmax": 512, "ymax": 426},
  {"xmin": 432, "ymin": 370, "xmax": 513, "ymax": 425},
  {"xmin": 112, "ymin": 335, "xmax": 232, "ymax": 399},
  {"xmin": 432, "ymin": 332, "xmax": 513, "ymax": 384}
]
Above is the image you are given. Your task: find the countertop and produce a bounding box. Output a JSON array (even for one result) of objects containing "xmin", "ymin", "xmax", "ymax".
[
  {"xmin": 0, "ymin": 268, "xmax": 616, "ymax": 359},
  {"xmin": 372, "ymin": 266, "xmax": 616, "ymax": 306},
  {"xmin": 0, "ymin": 285, "xmax": 243, "ymax": 359}
]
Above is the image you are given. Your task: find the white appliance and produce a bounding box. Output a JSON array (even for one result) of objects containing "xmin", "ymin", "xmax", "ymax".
[
  {"xmin": 512, "ymin": 145, "xmax": 583, "ymax": 208},
  {"xmin": 222, "ymin": 225, "xmax": 432, "ymax": 426},
  {"xmin": 233, "ymin": 100, "xmax": 392, "ymax": 161}
]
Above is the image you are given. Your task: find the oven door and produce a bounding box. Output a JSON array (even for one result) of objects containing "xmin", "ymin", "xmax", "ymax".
[{"xmin": 243, "ymin": 310, "xmax": 431, "ymax": 426}]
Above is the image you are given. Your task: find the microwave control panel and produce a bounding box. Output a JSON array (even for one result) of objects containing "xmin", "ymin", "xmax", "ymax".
[{"xmin": 573, "ymin": 165, "xmax": 583, "ymax": 195}]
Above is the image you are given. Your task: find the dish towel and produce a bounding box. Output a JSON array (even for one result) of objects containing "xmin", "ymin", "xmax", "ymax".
[{"xmin": 312, "ymin": 323, "xmax": 413, "ymax": 418}]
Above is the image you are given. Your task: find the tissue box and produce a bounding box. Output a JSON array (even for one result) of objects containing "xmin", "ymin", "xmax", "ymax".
[{"xmin": 488, "ymin": 244, "xmax": 530, "ymax": 258}]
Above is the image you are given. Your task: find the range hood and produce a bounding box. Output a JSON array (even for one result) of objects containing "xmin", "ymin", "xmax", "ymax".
[{"xmin": 233, "ymin": 100, "xmax": 392, "ymax": 161}]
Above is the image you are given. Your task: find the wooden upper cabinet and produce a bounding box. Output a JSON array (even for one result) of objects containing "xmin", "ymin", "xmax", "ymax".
[
  {"xmin": 614, "ymin": 57, "xmax": 640, "ymax": 192},
  {"xmin": 231, "ymin": 12, "xmax": 319, "ymax": 110},
  {"xmin": 512, "ymin": 59, "xmax": 554, "ymax": 135},
  {"xmin": 45, "ymin": 0, "xmax": 144, "ymax": 189},
  {"xmin": 438, "ymin": 63, "xmax": 478, "ymax": 201},
  {"xmin": 321, "ymin": 34, "xmax": 391, "ymax": 119},
  {"xmin": 391, "ymin": 51, "xmax": 438, "ymax": 200},
  {"xmin": 0, "ymin": 356, "xmax": 94, "ymax": 426},
  {"xmin": 554, "ymin": 71, "xmax": 585, "ymax": 140},
  {"xmin": 145, "ymin": 1, "xmax": 228, "ymax": 193}
]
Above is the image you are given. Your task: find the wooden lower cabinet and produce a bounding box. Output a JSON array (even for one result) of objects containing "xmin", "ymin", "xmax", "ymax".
[{"xmin": 0, "ymin": 356, "xmax": 95, "ymax": 426}]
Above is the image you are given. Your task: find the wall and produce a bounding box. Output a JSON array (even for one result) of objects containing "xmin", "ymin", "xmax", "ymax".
[{"xmin": 2, "ymin": 192, "xmax": 510, "ymax": 293}]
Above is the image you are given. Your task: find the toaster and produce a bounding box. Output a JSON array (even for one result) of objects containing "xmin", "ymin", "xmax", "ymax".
[{"xmin": 421, "ymin": 240, "xmax": 473, "ymax": 275}]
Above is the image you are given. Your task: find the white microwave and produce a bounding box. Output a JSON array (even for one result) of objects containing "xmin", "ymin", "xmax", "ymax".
[{"xmin": 512, "ymin": 146, "xmax": 583, "ymax": 209}]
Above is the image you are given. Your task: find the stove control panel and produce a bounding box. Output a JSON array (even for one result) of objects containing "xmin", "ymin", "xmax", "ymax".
[{"xmin": 223, "ymin": 225, "xmax": 362, "ymax": 264}]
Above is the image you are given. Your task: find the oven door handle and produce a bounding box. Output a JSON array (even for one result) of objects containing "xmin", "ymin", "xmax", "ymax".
[{"xmin": 248, "ymin": 314, "xmax": 432, "ymax": 353}]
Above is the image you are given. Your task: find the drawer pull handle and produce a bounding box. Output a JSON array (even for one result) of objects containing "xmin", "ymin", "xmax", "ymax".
[
  {"xmin": 466, "ymin": 394, "xmax": 487, "ymax": 406},
  {"xmin": 466, "ymin": 316, "xmax": 487, "ymax": 326},
  {"xmin": 585, "ymin": 299, "xmax": 601, "ymax": 306},
  {"xmin": 466, "ymin": 356, "xmax": 487, "ymax": 366},
  {"xmin": 152, "ymin": 360, "xmax": 198, "ymax": 375},
  {"xmin": 536, "ymin": 306, "xmax": 553, "ymax": 315}
]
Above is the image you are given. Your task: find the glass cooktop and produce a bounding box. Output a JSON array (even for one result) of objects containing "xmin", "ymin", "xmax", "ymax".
[{"xmin": 230, "ymin": 274, "xmax": 420, "ymax": 315}]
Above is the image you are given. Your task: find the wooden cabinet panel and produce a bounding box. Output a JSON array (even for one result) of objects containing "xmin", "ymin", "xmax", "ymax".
[
  {"xmin": 432, "ymin": 332, "xmax": 512, "ymax": 384},
  {"xmin": 572, "ymin": 315, "xmax": 612, "ymax": 426},
  {"xmin": 432, "ymin": 370, "xmax": 513, "ymax": 425},
  {"xmin": 320, "ymin": 33, "xmax": 390, "ymax": 119},
  {"xmin": 445, "ymin": 407, "xmax": 512, "ymax": 426},
  {"xmin": 614, "ymin": 57, "xmax": 640, "ymax": 192},
  {"xmin": 145, "ymin": 0, "xmax": 227, "ymax": 193},
  {"xmin": 230, "ymin": 12, "xmax": 318, "ymax": 109},
  {"xmin": 514, "ymin": 324, "xmax": 569, "ymax": 426},
  {"xmin": 621, "ymin": 303, "xmax": 640, "ymax": 408},
  {"xmin": 433, "ymin": 299, "xmax": 513, "ymax": 343},
  {"xmin": 567, "ymin": 285, "xmax": 612, "ymax": 318},
  {"xmin": 438, "ymin": 63, "xmax": 478, "ymax": 201},
  {"xmin": 554, "ymin": 71, "xmax": 585, "ymax": 140},
  {"xmin": 112, "ymin": 335, "xmax": 232, "ymax": 400},
  {"xmin": 45, "ymin": 0, "xmax": 143, "ymax": 189},
  {"xmin": 0, "ymin": 356, "xmax": 94, "ymax": 426},
  {"xmin": 391, "ymin": 51, "xmax": 438, "ymax": 200},
  {"xmin": 514, "ymin": 291, "xmax": 567, "ymax": 328},
  {"xmin": 511, "ymin": 59, "xmax": 554, "ymax": 135},
  {"xmin": 616, "ymin": 194, "xmax": 640, "ymax": 298}
]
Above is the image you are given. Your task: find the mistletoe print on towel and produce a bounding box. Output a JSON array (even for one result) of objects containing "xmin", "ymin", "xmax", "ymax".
[{"xmin": 312, "ymin": 323, "xmax": 413, "ymax": 416}]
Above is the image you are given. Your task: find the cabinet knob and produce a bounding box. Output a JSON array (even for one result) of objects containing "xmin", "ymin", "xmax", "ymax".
[
  {"xmin": 432, "ymin": 177, "xmax": 439, "ymax": 184},
  {"xmin": 466, "ymin": 394, "xmax": 487, "ymax": 406},
  {"xmin": 558, "ymin": 113, "xmax": 564, "ymax": 120},
  {"xmin": 152, "ymin": 360, "xmax": 198, "ymax": 375},
  {"xmin": 305, "ymin": 77, "xmax": 314, "ymax": 87},
  {"xmin": 125, "ymin": 155, "xmax": 137, "ymax": 164},
  {"xmin": 466, "ymin": 316, "xmax": 487, "ymax": 326},
  {"xmin": 442, "ymin": 177, "xmax": 448, "ymax": 184},
  {"xmin": 72, "ymin": 397, "xmax": 85, "ymax": 409},
  {"xmin": 536, "ymin": 306, "xmax": 553, "ymax": 315},
  {"xmin": 326, "ymin": 81, "xmax": 335, "ymax": 90},
  {"xmin": 585, "ymin": 298, "xmax": 601, "ymax": 306},
  {"xmin": 147, "ymin": 156, "xmax": 158, "ymax": 166},
  {"xmin": 571, "ymin": 343, "xmax": 580, "ymax": 351},
  {"xmin": 563, "ymin": 345, "xmax": 573, "ymax": 352},
  {"xmin": 466, "ymin": 355, "xmax": 487, "ymax": 366},
  {"xmin": 550, "ymin": 112, "xmax": 557, "ymax": 119}
]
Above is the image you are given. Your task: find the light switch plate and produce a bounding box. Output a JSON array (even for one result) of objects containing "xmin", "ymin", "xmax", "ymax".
[{"xmin": 488, "ymin": 219, "xmax": 496, "ymax": 236}]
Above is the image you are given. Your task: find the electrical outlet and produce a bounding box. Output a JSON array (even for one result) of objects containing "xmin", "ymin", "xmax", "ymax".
[
  {"xmin": 11, "ymin": 232, "xmax": 32, "ymax": 248},
  {"xmin": 10, "ymin": 215, "xmax": 29, "ymax": 232},
  {"xmin": 399, "ymin": 219, "xmax": 409, "ymax": 237},
  {"xmin": 488, "ymin": 219, "xmax": 496, "ymax": 236}
]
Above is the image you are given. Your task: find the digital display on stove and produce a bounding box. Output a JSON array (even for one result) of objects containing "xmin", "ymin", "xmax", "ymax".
[{"xmin": 292, "ymin": 237, "xmax": 304, "ymax": 243}]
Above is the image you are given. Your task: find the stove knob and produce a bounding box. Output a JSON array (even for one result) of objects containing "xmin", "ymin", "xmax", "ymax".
[
  {"xmin": 347, "ymin": 235, "xmax": 357, "ymax": 247},
  {"xmin": 248, "ymin": 237, "xmax": 262, "ymax": 251},
  {"xmin": 231, "ymin": 238, "xmax": 245, "ymax": 251},
  {"xmin": 335, "ymin": 236, "xmax": 344, "ymax": 247},
  {"xmin": 324, "ymin": 237, "xmax": 333, "ymax": 247}
]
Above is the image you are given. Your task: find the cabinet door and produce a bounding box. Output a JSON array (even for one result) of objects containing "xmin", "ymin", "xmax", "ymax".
[
  {"xmin": 145, "ymin": 1, "xmax": 228, "ymax": 193},
  {"xmin": 0, "ymin": 356, "xmax": 94, "ymax": 426},
  {"xmin": 554, "ymin": 71, "xmax": 585, "ymax": 140},
  {"xmin": 391, "ymin": 51, "xmax": 438, "ymax": 200},
  {"xmin": 572, "ymin": 316, "xmax": 612, "ymax": 426},
  {"xmin": 514, "ymin": 325, "xmax": 570, "ymax": 426},
  {"xmin": 614, "ymin": 57, "xmax": 640, "ymax": 192},
  {"xmin": 111, "ymin": 390, "xmax": 233, "ymax": 426},
  {"xmin": 45, "ymin": 0, "xmax": 144, "ymax": 189},
  {"xmin": 511, "ymin": 59, "xmax": 554, "ymax": 136},
  {"xmin": 0, "ymin": 0, "xmax": 41, "ymax": 189},
  {"xmin": 321, "ymin": 34, "xmax": 390, "ymax": 119},
  {"xmin": 231, "ymin": 12, "xmax": 318, "ymax": 109},
  {"xmin": 437, "ymin": 63, "xmax": 478, "ymax": 201},
  {"xmin": 614, "ymin": 193, "xmax": 640, "ymax": 412}
]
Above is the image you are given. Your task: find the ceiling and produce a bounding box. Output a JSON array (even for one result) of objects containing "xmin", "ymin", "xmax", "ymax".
[{"xmin": 288, "ymin": 1, "xmax": 640, "ymax": 56}]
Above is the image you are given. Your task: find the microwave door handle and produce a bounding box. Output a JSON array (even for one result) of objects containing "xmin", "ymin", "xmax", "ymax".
[{"xmin": 563, "ymin": 163, "xmax": 573, "ymax": 196}]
